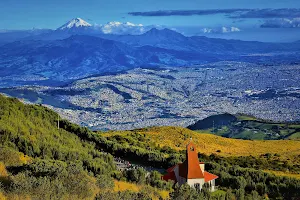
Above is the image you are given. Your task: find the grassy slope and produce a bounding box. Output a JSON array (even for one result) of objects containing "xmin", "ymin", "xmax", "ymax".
[
  {"xmin": 114, "ymin": 180, "xmax": 169, "ymax": 200},
  {"xmin": 263, "ymin": 170, "xmax": 300, "ymax": 180},
  {"xmin": 0, "ymin": 95, "xmax": 111, "ymax": 167},
  {"xmin": 102, "ymin": 126, "xmax": 300, "ymax": 164}
]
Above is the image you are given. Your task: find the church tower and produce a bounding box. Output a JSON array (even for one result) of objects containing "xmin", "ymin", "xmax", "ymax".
[
  {"xmin": 162, "ymin": 141, "xmax": 218, "ymax": 191},
  {"xmin": 179, "ymin": 142, "xmax": 204, "ymax": 180}
]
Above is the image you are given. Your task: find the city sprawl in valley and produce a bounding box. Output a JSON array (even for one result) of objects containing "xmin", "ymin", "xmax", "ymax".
[{"xmin": 1, "ymin": 61, "xmax": 299, "ymax": 130}]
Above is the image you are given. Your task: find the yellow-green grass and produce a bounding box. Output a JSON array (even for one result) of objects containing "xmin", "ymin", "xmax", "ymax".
[
  {"xmin": 0, "ymin": 192, "xmax": 6, "ymax": 200},
  {"xmin": 114, "ymin": 180, "xmax": 169, "ymax": 199},
  {"xmin": 236, "ymin": 114, "xmax": 257, "ymax": 121},
  {"xmin": 289, "ymin": 132, "xmax": 300, "ymax": 140},
  {"xmin": 264, "ymin": 170, "xmax": 300, "ymax": 180},
  {"xmin": 0, "ymin": 162, "xmax": 8, "ymax": 177},
  {"xmin": 102, "ymin": 126, "xmax": 300, "ymax": 164},
  {"xmin": 0, "ymin": 147, "xmax": 32, "ymax": 167},
  {"xmin": 114, "ymin": 180, "xmax": 139, "ymax": 192}
]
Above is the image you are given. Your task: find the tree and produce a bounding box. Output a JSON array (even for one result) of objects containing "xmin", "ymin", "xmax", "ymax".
[
  {"xmin": 236, "ymin": 188, "xmax": 245, "ymax": 200},
  {"xmin": 96, "ymin": 174, "xmax": 114, "ymax": 189},
  {"xmin": 170, "ymin": 184, "xmax": 204, "ymax": 200},
  {"xmin": 225, "ymin": 189, "xmax": 235, "ymax": 200}
]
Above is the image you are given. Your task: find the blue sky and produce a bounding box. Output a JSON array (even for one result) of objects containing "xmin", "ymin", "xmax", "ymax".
[
  {"xmin": 0, "ymin": 0, "xmax": 299, "ymax": 29},
  {"xmin": 1, "ymin": 0, "xmax": 300, "ymax": 42}
]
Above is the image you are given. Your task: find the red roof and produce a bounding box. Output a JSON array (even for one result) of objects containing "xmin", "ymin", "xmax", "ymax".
[
  {"xmin": 166, "ymin": 165, "xmax": 177, "ymax": 173},
  {"xmin": 162, "ymin": 170, "xmax": 176, "ymax": 181},
  {"xmin": 161, "ymin": 142, "xmax": 218, "ymax": 183},
  {"xmin": 204, "ymin": 171, "xmax": 218, "ymax": 182}
]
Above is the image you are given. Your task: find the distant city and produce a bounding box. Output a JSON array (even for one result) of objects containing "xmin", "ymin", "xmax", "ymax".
[{"xmin": 1, "ymin": 61, "xmax": 299, "ymax": 130}]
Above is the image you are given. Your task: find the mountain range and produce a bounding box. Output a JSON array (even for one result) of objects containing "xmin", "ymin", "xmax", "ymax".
[{"xmin": 1, "ymin": 18, "xmax": 300, "ymax": 86}]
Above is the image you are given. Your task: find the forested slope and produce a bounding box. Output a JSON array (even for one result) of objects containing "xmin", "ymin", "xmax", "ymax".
[{"xmin": 0, "ymin": 95, "xmax": 169, "ymax": 199}]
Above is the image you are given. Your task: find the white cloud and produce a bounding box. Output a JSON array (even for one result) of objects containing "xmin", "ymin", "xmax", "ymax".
[
  {"xmin": 261, "ymin": 18, "xmax": 300, "ymax": 28},
  {"xmin": 94, "ymin": 21, "xmax": 159, "ymax": 35},
  {"xmin": 201, "ymin": 26, "xmax": 241, "ymax": 34}
]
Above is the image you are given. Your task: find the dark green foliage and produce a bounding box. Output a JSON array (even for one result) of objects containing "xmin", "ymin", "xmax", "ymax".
[
  {"xmin": 170, "ymin": 184, "xmax": 208, "ymax": 200},
  {"xmin": 124, "ymin": 167, "xmax": 146, "ymax": 184},
  {"xmin": 206, "ymin": 162, "xmax": 300, "ymax": 199},
  {"xmin": 6, "ymin": 160, "xmax": 98, "ymax": 199},
  {"xmin": 95, "ymin": 189, "xmax": 153, "ymax": 200},
  {"xmin": 146, "ymin": 171, "xmax": 173, "ymax": 190},
  {"xmin": 96, "ymin": 174, "xmax": 114, "ymax": 189}
]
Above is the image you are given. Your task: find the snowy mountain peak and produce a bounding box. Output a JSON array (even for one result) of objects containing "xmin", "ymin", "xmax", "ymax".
[{"xmin": 57, "ymin": 18, "xmax": 92, "ymax": 30}]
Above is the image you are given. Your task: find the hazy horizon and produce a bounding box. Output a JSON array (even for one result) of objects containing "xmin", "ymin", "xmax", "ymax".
[{"xmin": 1, "ymin": 0, "xmax": 300, "ymax": 42}]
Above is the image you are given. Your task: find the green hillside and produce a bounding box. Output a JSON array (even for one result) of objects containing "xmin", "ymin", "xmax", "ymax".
[
  {"xmin": 0, "ymin": 95, "xmax": 116, "ymax": 199},
  {"xmin": 0, "ymin": 95, "xmax": 170, "ymax": 200},
  {"xmin": 0, "ymin": 94, "xmax": 300, "ymax": 199},
  {"xmin": 188, "ymin": 113, "xmax": 300, "ymax": 140}
]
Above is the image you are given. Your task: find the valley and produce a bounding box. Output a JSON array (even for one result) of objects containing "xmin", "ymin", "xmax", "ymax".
[{"xmin": 1, "ymin": 62, "xmax": 299, "ymax": 130}]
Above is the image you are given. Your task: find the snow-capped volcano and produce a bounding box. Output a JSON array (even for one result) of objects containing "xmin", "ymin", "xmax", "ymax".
[
  {"xmin": 55, "ymin": 18, "xmax": 158, "ymax": 35},
  {"xmin": 57, "ymin": 18, "xmax": 92, "ymax": 30}
]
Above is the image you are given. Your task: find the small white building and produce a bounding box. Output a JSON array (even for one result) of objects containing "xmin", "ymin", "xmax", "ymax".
[{"xmin": 162, "ymin": 142, "xmax": 218, "ymax": 191}]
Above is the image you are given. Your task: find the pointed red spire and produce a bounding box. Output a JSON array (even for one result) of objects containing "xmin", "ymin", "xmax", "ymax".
[{"xmin": 179, "ymin": 141, "xmax": 204, "ymax": 179}]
